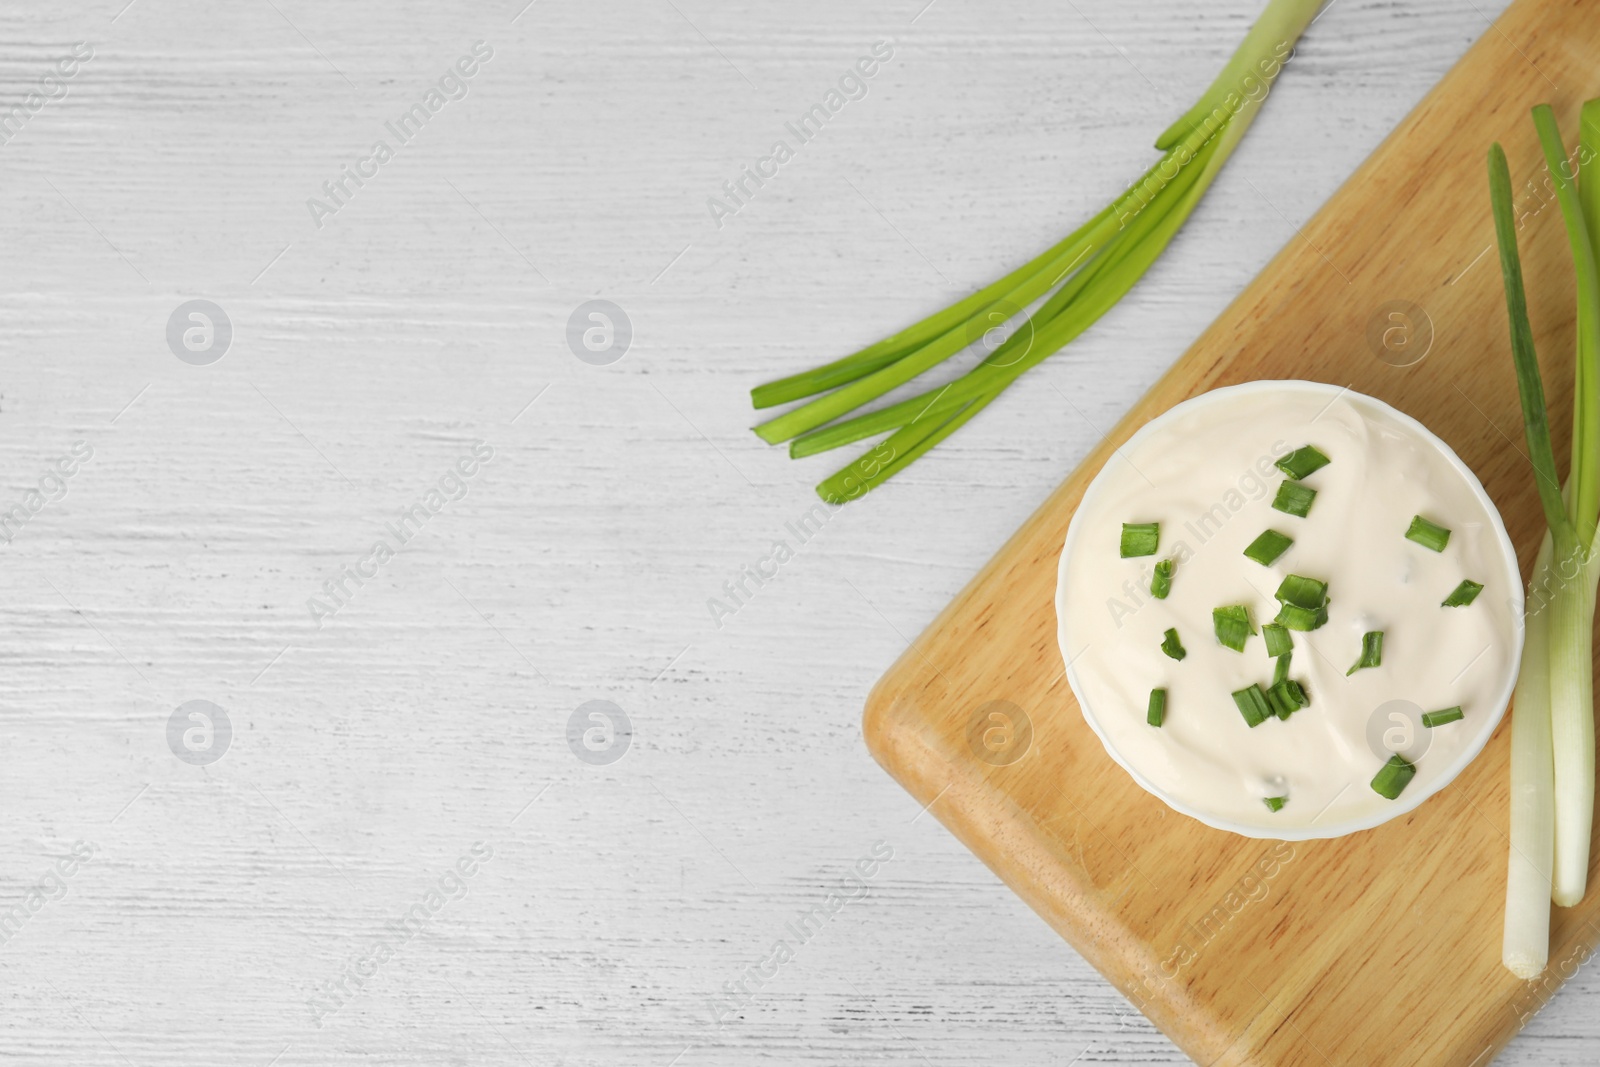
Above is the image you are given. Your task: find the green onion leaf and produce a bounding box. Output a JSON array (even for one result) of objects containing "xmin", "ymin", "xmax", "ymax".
[
  {"xmin": 1160, "ymin": 627, "xmax": 1187, "ymax": 661},
  {"xmin": 1371, "ymin": 753, "xmax": 1417, "ymax": 800},
  {"xmin": 1489, "ymin": 141, "xmax": 1575, "ymax": 543},
  {"xmin": 1422, "ymin": 706, "xmax": 1464, "ymax": 728},
  {"xmin": 1263, "ymin": 796, "xmax": 1287, "ymax": 812},
  {"xmin": 1121, "ymin": 522, "xmax": 1160, "ymax": 558},
  {"xmin": 1272, "ymin": 650, "xmax": 1292, "ymax": 688},
  {"xmin": 1263, "ymin": 623, "xmax": 1292, "ymax": 658},
  {"xmin": 1274, "ymin": 603, "xmax": 1328, "ymax": 631},
  {"xmin": 1405, "ymin": 515, "xmax": 1451, "ymax": 552},
  {"xmin": 1243, "ymin": 529, "xmax": 1294, "ymax": 566},
  {"xmin": 1275, "ymin": 445, "xmax": 1330, "ymax": 479},
  {"xmin": 1491, "ymin": 101, "xmax": 1600, "ymax": 943},
  {"xmin": 1267, "ymin": 678, "xmax": 1309, "ymax": 719},
  {"xmin": 1151, "ymin": 558, "xmax": 1174, "ymax": 599},
  {"xmin": 1232, "ymin": 684, "xmax": 1272, "ymax": 728},
  {"xmin": 1442, "ymin": 579, "xmax": 1484, "ymax": 607},
  {"xmin": 1346, "ymin": 630, "xmax": 1384, "ymax": 675},
  {"xmin": 751, "ymin": 0, "xmax": 1331, "ymax": 502},
  {"xmin": 1213, "ymin": 605, "xmax": 1256, "ymax": 652},
  {"xmin": 1494, "ymin": 126, "xmax": 1592, "ymax": 912},
  {"xmin": 1147, "ymin": 688, "xmax": 1167, "ymax": 727},
  {"xmin": 1271, "ymin": 480, "xmax": 1317, "ymax": 518}
]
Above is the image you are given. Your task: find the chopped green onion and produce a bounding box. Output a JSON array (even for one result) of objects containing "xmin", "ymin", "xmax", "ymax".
[
  {"xmin": 1263, "ymin": 623, "xmax": 1292, "ymax": 658},
  {"xmin": 1263, "ymin": 796, "xmax": 1287, "ymax": 812},
  {"xmin": 1271, "ymin": 650, "xmax": 1292, "ymax": 687},
  {"xmin": 1275, "ymin": 445, "xmax": 1330, "ymax": 480},
  {"xmin": 1232, "ymin": 684, "xmax": 1271, "ymax": 728},
  {"xmin": 1160, "ymin": 628, "xmax": 1187, "ymax": 661},
  {"xmin": 1442, "ymin": 579, "xmax": 1484, "ymax": 607},
  {"xmin": 1422, "ymin": 706, "xmax": 1464, "ymax": 728},
  {"xmin": 1275, "ymin": 574, "xmax": 1328, "ymax": 610},
  {"xmin": 1243, "ymin": 529, "xmax": 1293, "ymax": 566},
  {"xmin": 1370, "ymin": 753, "xmax": 1417, "ymax": 800},
  {"xmin": 1274, "ymin": 602, "xmax": 1328, "ymax": 631},
  {"xmin": 1213, "ymin": 605, "xmax": 1256, "ymax": 652},
  {"xmin": 1271, "ymin": 480, "xmax": 1317, "ymax": 518},
  {"xmin": 1267, "ymin": 678, "xmax": 1309, "ymax": 719},
  {"xmin": 1150, "ymin": 558, "xmax": 1174, "ymax": 599},
  {"xmin": 1121, "ymin": 522, "xmax": 1160, "ymax": 557},
  {"xmin": 1405, "ymin": 515, "xmax": 1451, "ymax": 552},
  {"xmin": 1147, "ymin": 688, "xmax": 1167, "ymax": 727},
  {"xmin": 1346, "ymin": 630, "xmax": 1384, "ymax": 675}
]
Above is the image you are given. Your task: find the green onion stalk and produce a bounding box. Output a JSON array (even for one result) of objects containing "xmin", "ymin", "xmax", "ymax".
[
  {"xmin": 749, "ymin": 0, "xmax": 1328, "ymax": 503},
  {"xmin": 1490, "ymin": 101, "xmax": 1600, "ymax": 979}
]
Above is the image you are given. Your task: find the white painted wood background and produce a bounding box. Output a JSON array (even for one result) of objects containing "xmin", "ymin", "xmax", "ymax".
[{"xmin": 0, "ymin": 0, "xmax": 1587, "ymax": 1063}]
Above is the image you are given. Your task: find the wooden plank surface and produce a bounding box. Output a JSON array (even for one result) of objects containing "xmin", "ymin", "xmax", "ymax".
[
  {"xmin": 864, "ymin": 0, "xmax": 1600, "ymax": 1064},
  {"xmin": 18, "ymin": 0, "xmax": 1600, "ymax": 1063}
]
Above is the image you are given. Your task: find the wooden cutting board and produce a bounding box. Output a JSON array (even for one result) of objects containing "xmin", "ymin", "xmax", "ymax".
[{"xmin": 862, "ymin": 1, "xmax": 1600, "ymax": 1064}]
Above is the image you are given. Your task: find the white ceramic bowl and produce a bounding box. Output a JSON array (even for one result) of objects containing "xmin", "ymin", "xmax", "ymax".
[{"xmin": 1056, "ymin": 381, "xmax": 1523, "ymax": 839}]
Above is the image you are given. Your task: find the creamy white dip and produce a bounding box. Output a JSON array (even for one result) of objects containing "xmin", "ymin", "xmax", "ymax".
[{"xmin": 1057, "ymin": 382, "xmax": 1522, "ymax": 837}]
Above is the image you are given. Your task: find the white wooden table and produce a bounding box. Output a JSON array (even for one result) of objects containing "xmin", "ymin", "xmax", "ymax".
[{"xmin": 1, "ymin": 0, "xmax": 1588, "ymax": 1063}]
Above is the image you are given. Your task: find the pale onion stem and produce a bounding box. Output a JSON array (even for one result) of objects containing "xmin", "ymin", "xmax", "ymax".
[
  {"xmin": 1551, "ymin": 536, "xmax": 1600, "ymax": 906},
  {"xmin": 1505, "ymin": 535, "xmax": 1555, "ymax": 978}
]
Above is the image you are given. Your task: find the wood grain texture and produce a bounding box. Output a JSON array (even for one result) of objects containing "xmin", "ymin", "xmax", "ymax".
[
  {"xmin": 11, "ymin": 0, "xmax": 1600, "ymax": 1064},
  {"xmin": 864, "ymin": 0, "xmax": 1600, "ymax": 1064}
]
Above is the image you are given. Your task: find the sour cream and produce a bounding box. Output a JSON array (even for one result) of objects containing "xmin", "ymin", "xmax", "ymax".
[{"xmin": 1056, "ymin": 382, "xmax": 1522, "ymax": 838}]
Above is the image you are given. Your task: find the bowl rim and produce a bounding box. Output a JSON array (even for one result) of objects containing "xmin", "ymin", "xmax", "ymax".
[{"xmin": 1055, "ymin": 379, "xmax": 1526, "ymax": 841}]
